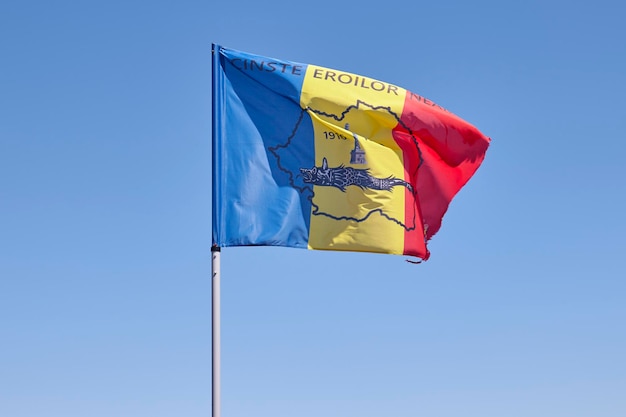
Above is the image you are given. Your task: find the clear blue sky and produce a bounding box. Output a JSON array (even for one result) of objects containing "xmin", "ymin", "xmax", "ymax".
[{"xmin": 2, "ymin": 1, "xmax": 625, "ymax": 416}]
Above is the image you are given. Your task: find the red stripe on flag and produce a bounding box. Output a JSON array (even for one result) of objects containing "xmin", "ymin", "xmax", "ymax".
[{"xmin": 394, "ymin": 93, "xmax": 490, "ymax": 258}]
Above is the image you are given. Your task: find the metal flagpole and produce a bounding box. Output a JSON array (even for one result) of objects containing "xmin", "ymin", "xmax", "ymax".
[
  {"xmin": 211, "ymin": 245, "xmax": 221, "ymax": 417},
  {"xmin": 211, "ymin": 43, "xmax": 221, "ymax": 417}
]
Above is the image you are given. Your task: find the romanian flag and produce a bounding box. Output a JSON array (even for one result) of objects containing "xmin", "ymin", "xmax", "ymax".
[{"xmin": 212, "ymin": 45, "xmax": 490, "ymax": 261}]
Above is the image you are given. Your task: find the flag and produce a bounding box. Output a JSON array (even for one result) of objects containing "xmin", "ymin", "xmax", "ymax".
[{"xmin": 212, "ymin": 44, "xmax": 490, "ymax": 260}]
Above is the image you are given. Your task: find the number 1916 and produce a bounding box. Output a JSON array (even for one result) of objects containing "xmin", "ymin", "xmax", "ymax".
[{"xmin": 323, "ymin": 131, "xmax": 347, "ymax": 140}]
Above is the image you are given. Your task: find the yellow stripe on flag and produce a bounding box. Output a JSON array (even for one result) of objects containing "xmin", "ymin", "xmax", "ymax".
[{"xmin": 301, "ymin": 65, "xmax": 409, "ymax": 254}]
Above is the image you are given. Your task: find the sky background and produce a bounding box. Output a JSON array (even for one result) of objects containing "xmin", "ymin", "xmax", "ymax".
[{"xmin": 2, "ymin": 0, "xmax": 625, "ymax": 416}]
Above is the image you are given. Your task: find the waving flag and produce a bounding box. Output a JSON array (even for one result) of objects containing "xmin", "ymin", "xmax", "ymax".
[{"xmin": 212, "ymin": 45, "xmax": 490, "ymax": 260}]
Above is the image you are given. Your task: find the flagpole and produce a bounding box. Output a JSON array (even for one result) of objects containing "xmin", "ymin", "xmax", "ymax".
[
  {"xmin": 211, "ymin": 245, "xmax": 221, "ymax": 417},
  {"xmin": 211, "ymin": 42, "xmax": 221, "ymax": 417}
]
